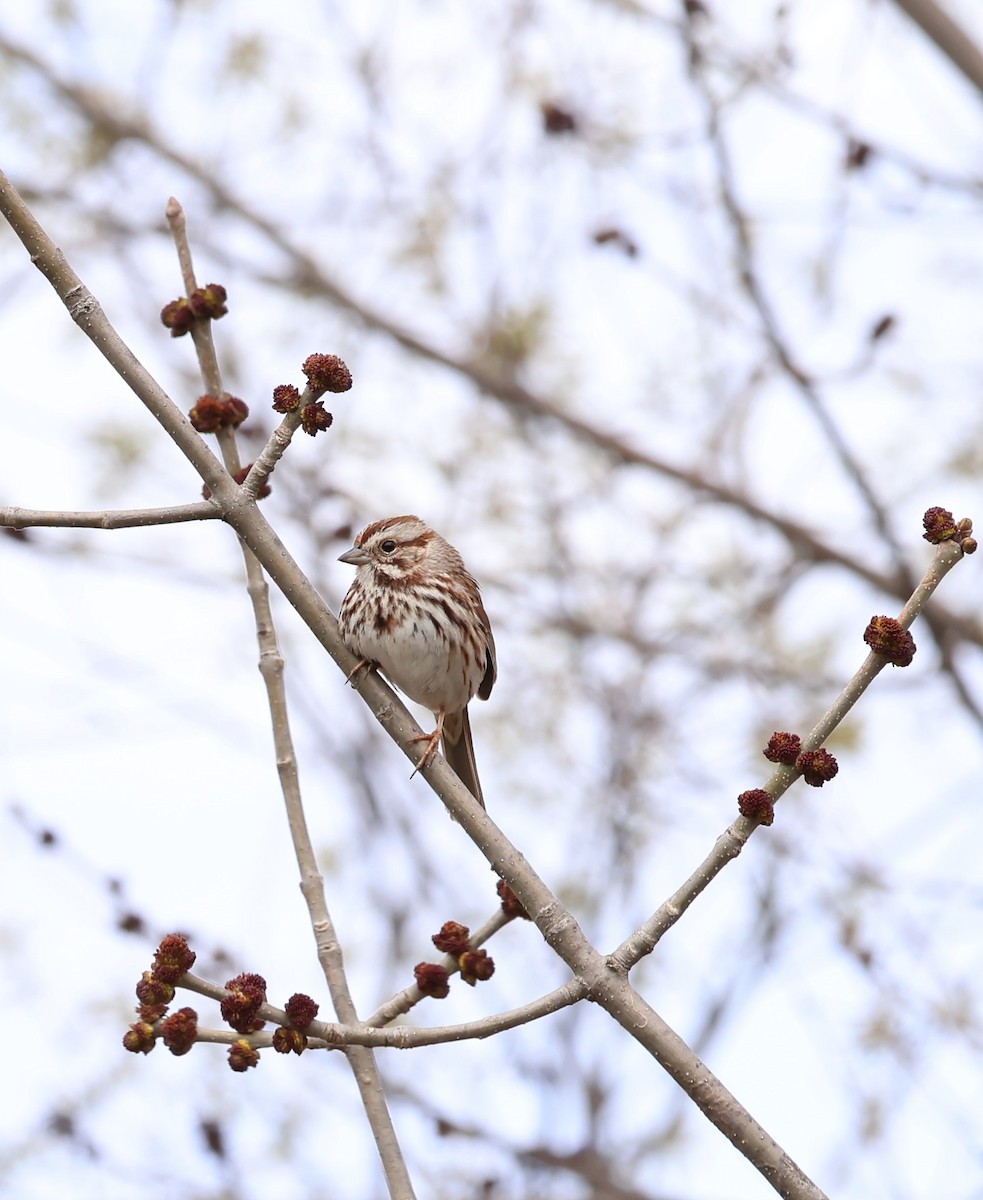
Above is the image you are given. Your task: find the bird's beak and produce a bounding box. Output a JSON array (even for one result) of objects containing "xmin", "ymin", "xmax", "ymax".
[{"xmin": 338, "ymin": 546, "xmax": 371, "ymax": 566}]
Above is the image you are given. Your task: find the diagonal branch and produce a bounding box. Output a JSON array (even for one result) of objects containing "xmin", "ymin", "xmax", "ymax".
[{"xmin": 613, "ymin": 538, "xmax": 967, "ymax": 970}]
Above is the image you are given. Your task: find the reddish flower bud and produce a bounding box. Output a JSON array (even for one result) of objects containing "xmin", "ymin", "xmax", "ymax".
[
  {"xmin": 228, "ymin": 1039, "xmax": 260, "ymax": 1072},
  {"xmin": 137, "ymin": 1002, "xmax": 169, "ymax": 1023},
  {"xmin": 414, "ymin": 962, "xmax": 451, "ymax": 999},
  {"xmin": 922, "ymin": 507, "xmax": 957, "ymax": 543},
  {"xmin": 123, "ymin": 1021, "xmax": 157, "ymax": 1054},
  {"xmin": 272, "ymin": 1027, "xmax": 308, "ymax": 1055},
  {"xmin": 222, "ymin": 396, "xmax": 249, "ymax": 427},
  {"xmin": 284, "ymin": 993, "xmax": 319, "ymax": 1032},
  {"xmin": 301, "ymin": 353, "xmax": 353, "ymax": 396},
  {"xmin": 863, "ymin": 616, "xmax": 916, "ymax": 667},
  {"xmin": 458, "ymin": 949, "xmax": 495, "ymax": 986},
  {"xmin": 763, "ymin": 731, "xmax": 802, "ymax": 765},
  {"xmin": 962, "ymin": 538, "xmax": 977, "ymax": 555},
  {"xmin": 187, "ymin": 283, "xmax": 228, "ymax": 320},
  {"xmin": 738, "ymin": 789, "xmax": 775, "ymax": 826},
  {"xmin": 136, "ymin": 971, "xmax": 174, "ymax": 1008},
  {"xmin": 300, "ymin": 401, "xmax": 333, "ymax": 436},
  {"xmin": 189, "ymin": 394, "xmax": 227, "ymax": 433},
  {"xmin": 221, "ymin": 973, "xmax": 267, "ymax": 1034},
  {"xmin": 161, "ymin": 1007, "xmax": 198, "ymax": 1056},
  {"xmin": 152, "ymin": 934, "xmax": 196, "ymax": 984},
  {"xmin": 160, "ymin": 298, "xmax": 195, "ymax": 337},
  {"xmin": 497, "ymin": 879, "xmax": 530, "ymax": 920},
  {"xmin": 796, "ymin": 748, "xmax": 839, "ymax": 787},
  {"xmin": 272, "ymin": 384, "xmax": 302, "ymax": 413},
  {"xmin": 432, "ymin": 921, "xmax": 471, "ymax": 956}
]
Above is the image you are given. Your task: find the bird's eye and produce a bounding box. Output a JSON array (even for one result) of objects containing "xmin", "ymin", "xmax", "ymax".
[{"xmin": 380, "ymin": 539, "xmax": 397, "ymax": 553}]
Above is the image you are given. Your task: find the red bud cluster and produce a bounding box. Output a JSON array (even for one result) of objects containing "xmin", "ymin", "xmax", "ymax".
[
  {"xmin": 228, "ymin": 1040, "xmax": 260, "ymax": 1073},
  {"xmin": 300, "ymin": 400, "xmax": 333, "ymax": 436},
  {"xmin": 738, "ymin": 789, "xmax": 775, "ymax": 826},
  {"xmin": 863, "ymin": 616, "xmax": 915, "ymax": 667},
  {"xmin": 272, "ymin": 1027, "xmax": 308, "ymax": 1055},
  {"xmin": 272, "ymin": 384, "xmax": 302, "ymax": 413},
  {"xmin": 123, "ymin": 934, "xmax": 199, "ymax": 1056},
  {"xmin": 414, "ymin": 962, "xmax": 451, "ymax": 998},
  {"xmin": 301, "ymin": 353, "xmax": 352, "ymax": 396},
  {"xmin": 160, "ymin": 1008, "xmax": 198, "ymax": 1056},
  {"xmin": 220, "ymin": 973, "xmax": 267, "ymax": 1034},
  {"xmin": 189, "ymin": 394, "xmax": 249, "ymax": 433},
  {"xmin": 160, "ymin": 284, "xmax": 228, "ymax": 336},
  {"xmin": 432, "ymin": 921, "xmax": 471, "ymax": 956},
  {"xmin": 763, "ymin": 732, "xmax": 802, "ymax": 765},
  {"xmin": 796, "ymin": 748, "xmax": 839, "ymax": 787},
  {"xmin": 922, "ymin": 507, "xmax": 976, "ymax": 554},
  {"xmin": 459, "ymin": 949, "xmax": 495, "ymax": 987},
  {"xmin": 152, "ymin": 934, "xmax": 197, "ymax": 985}
]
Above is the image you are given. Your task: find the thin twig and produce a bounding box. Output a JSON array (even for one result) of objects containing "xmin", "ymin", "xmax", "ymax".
[
  {"xmin": 364, "ymin": 908, "xmax": 514, "ymax": 1028},
  {"xmin": 165, "ymin": 198, "xmax": 416, "ymax": 1200},
  {"xmin": 613, "ymin": 539, "xmax": 967, "ymax": 969},
  {"xmin": 0, "ymin": 501, "xmax": 219, "ymax": 529},
  {"xmin": 180, "ymin": 970, "xmax": 585, "ymax": 1048}
]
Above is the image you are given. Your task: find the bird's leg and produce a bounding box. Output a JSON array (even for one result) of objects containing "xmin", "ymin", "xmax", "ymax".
[
  {"xmin": 345, "ymin": 658, "xmax": 377, "ymax": 686},
  {"xmin": 409, "ymin": 708, "xmax": 445, "ymax": 777}
]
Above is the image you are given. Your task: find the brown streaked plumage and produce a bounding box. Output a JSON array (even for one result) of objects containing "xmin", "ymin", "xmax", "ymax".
[{"xmin": 337, "ymin": 515, "xmax": 496, "ymax": 808}]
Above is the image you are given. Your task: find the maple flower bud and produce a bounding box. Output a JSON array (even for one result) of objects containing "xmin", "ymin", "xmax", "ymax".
[
  {"xmin": 160, "ymin": 298, "xmax": 195, "ymax": 337},
  {"xmin": 763, "ymin": 732, "xmax": 802, "ymax": 765},
  {"xmin": 188, "ymin": 394, "xmax": 227, "ymax": 433},
  {"xmin": 136, "ymin": 971, "xmax": 174, "ymax": 1008},
  {"xmin": 228, "ymin": 1040, "xmax": 260, "ymax": 1072},
  {"xmin": 301, "ymin": 353, "xmax": 353, "ymax": 396},
  {"xmin": 863, "ymin": 616, "xmax": 915, "ymax": 667},
  {"xmin": 272, "ymin": 1027, "xmax": 308, "ymax": 1055},
  {"xmin": 272, "ymin": 384, "xmax": 302, "ymax": 413},
  {"xmin": 187, "ymin": 283, "xmax": 228, "ymax": 319},
  {"xmin": 152, "ymin": 934, "xmax": 196, "ymax": 984},
  {"xmin": 432, "ymin": 921, "xmax": 471, "ymax": 956},
  {"xmin": 922, "ymin": 507, "xmax": 957, "ymax": 544},
  {"xmin": 284, "ymin": 993, "xmax": 319, "ymax": 1032},
  {"xmin": 221, "ymin": 973, "xmax": 267, "ymax": 1034},
  {"xmin": 459, "ymin": 949, "xmax": 495, "ymax": 986},
  {"xmin": 300, "ymin": 401, "xmax": 333, "ymax": 436},
  {"xmin": 161, "ymin": 1007, "xmax": 198, "ymax": 1056},
  {"xmin": 796, "ymin": 748, "xmax": 839, "ymax": 787},
  {"xmin": 122, "ymin": 1021, "xmax": 157, "ymax": 1054},
  {"xmin": 414, "ymin": 963, "xmax": 451, "ymax": 999},
  {"xmin": 738, "ymin": 789, "xmax": 775, "ymax": 826}
]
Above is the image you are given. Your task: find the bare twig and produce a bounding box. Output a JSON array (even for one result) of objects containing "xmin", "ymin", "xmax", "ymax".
[
  {"xmin": 0, "ymin": 501, "xmax": 219, "ymax": 529},
  {"xmin": 180, "ymin": 970, "xmax": 586, "ymax": 1049},
  {"xmin": 164, "ymin": 198, "xmax": 416, "ymax": 1200},
  {"xmin": 613, "ymin": 539, "xmax": 967, "ymax": 969}
]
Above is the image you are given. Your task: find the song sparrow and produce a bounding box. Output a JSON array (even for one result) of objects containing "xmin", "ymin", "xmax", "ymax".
[{"xmin": 337, "ymin": 515, "xmax": 497, "ymax": 808}]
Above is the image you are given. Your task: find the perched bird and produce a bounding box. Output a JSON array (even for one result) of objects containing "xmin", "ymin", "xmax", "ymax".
[{"xmin": 338, "ymin": 515, "xmax": 496, "ymax": 808}]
